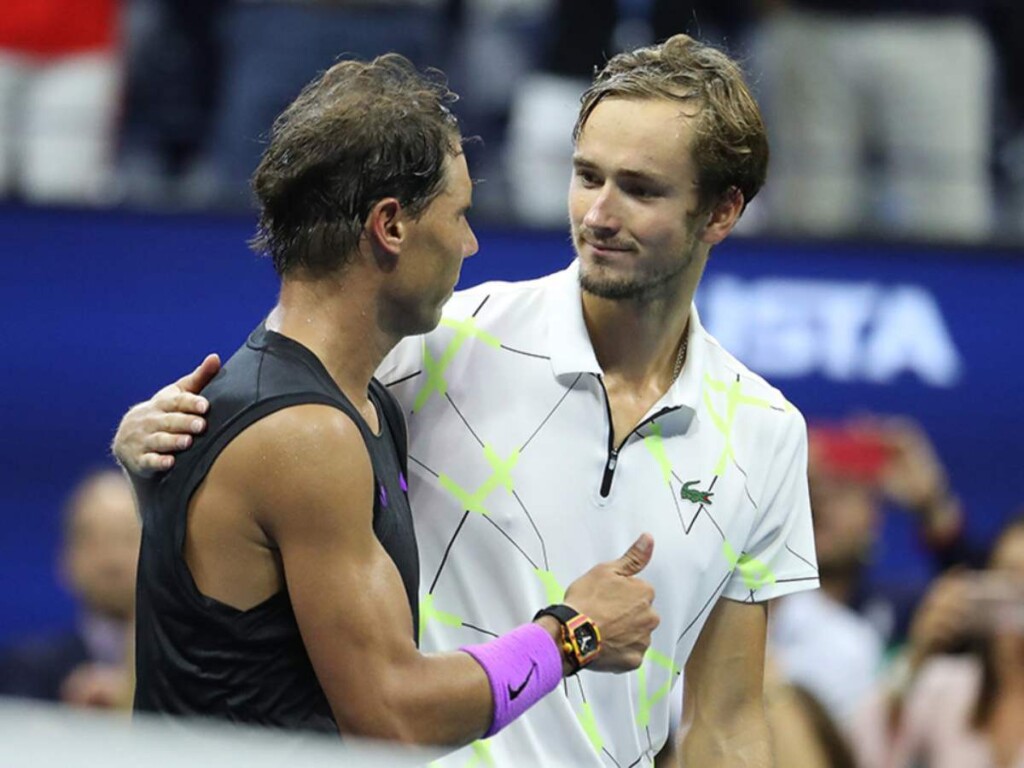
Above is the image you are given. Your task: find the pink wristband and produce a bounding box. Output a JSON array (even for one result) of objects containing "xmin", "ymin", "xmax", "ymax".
[{"xmin": 460, "ymin": 622, "xmax": 563, "ymax": 737}]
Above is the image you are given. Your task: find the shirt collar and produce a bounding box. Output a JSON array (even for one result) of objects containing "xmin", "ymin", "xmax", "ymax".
[{"xmin": 544, "ymin": 261, "xmax": 707, "ymax": 416}]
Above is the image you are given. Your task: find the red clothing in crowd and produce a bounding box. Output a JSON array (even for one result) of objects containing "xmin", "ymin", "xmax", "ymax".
[{"xmin": 0, "ymin": 0, "xmax": 118, "ymax": 57}]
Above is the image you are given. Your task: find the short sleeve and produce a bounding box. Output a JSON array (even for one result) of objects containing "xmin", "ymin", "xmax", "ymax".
[{"xmin": 722, "ymin": 406, "xmax": 819, "ymax": 602}]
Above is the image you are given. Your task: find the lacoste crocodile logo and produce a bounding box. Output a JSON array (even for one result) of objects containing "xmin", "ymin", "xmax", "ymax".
[{"xmin": 680, "ymin": 480, "xmax": 713, "ymax": 506}]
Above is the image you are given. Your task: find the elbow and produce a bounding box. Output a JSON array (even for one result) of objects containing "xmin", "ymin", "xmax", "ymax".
[
  {"xmin": 332, "ymin": 690, "xmax": 427, "ymax": 744},
  {"xmin": 331, "ymin": 669, "xmax": 459, "ymax": 746}
]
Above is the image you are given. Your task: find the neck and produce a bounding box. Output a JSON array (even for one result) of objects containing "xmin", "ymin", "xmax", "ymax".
[
  {"xmin": 267, "ymin": 269, "xmax": 395, "ymax": 406},
  {"xmin": 581, "ymin": 261, "xmax": 703, "ymax": 386}
]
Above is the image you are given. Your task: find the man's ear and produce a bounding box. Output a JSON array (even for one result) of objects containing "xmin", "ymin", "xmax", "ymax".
[
  {"xmin": 364, "ymin": 197, "xmax": 404, "ymax": 270},
  {"xmin": 699, "ymin": 186, "xmax": 744, "ymax": 246}
]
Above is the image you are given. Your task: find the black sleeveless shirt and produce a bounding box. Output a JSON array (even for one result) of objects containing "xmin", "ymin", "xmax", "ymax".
[{"xmin": 133, "ymin": 324, "xmax": 419, "ymax": 732}]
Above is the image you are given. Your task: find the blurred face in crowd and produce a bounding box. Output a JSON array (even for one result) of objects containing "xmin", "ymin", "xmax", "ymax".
[
  {"xmin": 987, "ymin": 524, "xmax": 1024, "ymax": 652},
  {"xmin": 807, "ymin": 444, "xmax": 880, "ymax": 579},
  {"xmin": 990, "ymin": 525, "xmax": 1024, "ymax": 575},
  {"xmin": 570, "ymin": 98, "xmax": 709, "ymax": 302},
  {"xmin": 62, "ymin": 472, "xmax": 141, "ymax": 621}
]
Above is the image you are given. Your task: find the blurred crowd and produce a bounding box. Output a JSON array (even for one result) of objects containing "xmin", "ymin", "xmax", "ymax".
[{"xmin": 3, "ymin": 0, "xmax": 1024, "ymax": 241}]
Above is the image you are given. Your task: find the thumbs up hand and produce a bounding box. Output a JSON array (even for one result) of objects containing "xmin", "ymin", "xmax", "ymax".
[{"xmin": 561, "ymin": 533, "xmax": 660, "ymax": 672}]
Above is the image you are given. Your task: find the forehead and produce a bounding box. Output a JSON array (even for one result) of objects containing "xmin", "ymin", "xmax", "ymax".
[
  {"xmin": 575, "ymin": 97, "xmax": 698, "ymax": 179},
  {"xmin": 442, "ymin": 150, "xmax": 472, "ymax": 196}
]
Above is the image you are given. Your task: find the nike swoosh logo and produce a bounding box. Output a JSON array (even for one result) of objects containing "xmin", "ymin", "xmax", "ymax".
[{"xmin": 507, "ymin": 660, "xmax": 538, "ymax": 701}]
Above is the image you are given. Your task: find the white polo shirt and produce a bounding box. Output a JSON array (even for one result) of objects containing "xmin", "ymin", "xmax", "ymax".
[{"xmin": 378, "ymin": 263, "xmax": 819, "ymax": 768}]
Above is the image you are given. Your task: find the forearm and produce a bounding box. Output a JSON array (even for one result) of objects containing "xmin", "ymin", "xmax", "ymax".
[
  {"xmin": 354, "ymin": 648, "xmax": 493, "ymax": 745},
  {"xmin": 335, "ymin": 618, "xmax": 567, "ymax": 745}
]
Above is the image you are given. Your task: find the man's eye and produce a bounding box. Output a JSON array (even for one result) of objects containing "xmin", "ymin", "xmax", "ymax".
[{"xmin": 624, "ymin": 185, "xmax": 657, "ymax": 199}]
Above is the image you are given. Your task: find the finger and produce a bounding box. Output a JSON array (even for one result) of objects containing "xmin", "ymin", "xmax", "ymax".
[
  {"xmin": 145, "ymin": 431, "xmax": 196, "ymax": 454},
  {"xmin": 134, "ymin": 452, "xmax": 176, "ymax": 478},
  {"xmin": 174, "ymin": 354, "xmax": 221, "ymax": 398},
  {"xmin": 151, "ymin": 411, "xmax": 207, "ymax": 436},
  {"xmin": 155, "ymin": 390, "xmax": 212, "ymax": 418},
  {"xmin": 613, "ymin": 533, "xmax": 654, "ymax": 576}
]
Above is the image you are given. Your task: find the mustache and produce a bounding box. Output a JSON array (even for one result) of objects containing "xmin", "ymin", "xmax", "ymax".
[{"xmin": 577, "ymin": 229, "xmax": 635, "ymax": 251}]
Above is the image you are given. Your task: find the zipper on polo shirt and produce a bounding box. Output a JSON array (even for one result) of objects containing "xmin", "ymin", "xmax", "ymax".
[
  {"xmin": 599, "ymin": 449, "xmax": 619, "ymax": 497},
  {"xmin": 595, "ymin": 374, "xmax": 679, "ymax": 498}
]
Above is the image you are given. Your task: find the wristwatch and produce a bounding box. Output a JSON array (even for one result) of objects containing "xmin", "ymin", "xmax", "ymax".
[{"xmin": 533, "ymin": 604, "xmax": 601, "ymax": 673}]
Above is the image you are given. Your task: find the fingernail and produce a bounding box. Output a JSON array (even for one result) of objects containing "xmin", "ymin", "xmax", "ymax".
[
  {"xmin": 191, "ymin": 419, "xmax": 204, "ymax": 433},
  {"xmin": 196, "ymin": 400, "xmax": 208, "ymax": 414},
  {"xmin": 178, "ymin": 436, "xmax": 191, "ymax": 449}
]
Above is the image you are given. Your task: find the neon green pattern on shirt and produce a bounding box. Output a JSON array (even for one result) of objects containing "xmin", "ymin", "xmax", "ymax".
[
  {"xmin": 722, "ymin": 540, "xmax": 776, "ymax": 591},
  {"xmin": 578, "ymin": 701, "xmax": 604, "ymax": 752},
  {"xmin": 636, "ymin": 648, "xmax": 681, "ymax": 728},
  {"xmin": 703, "ymin": 374, "xmax": 776, "ymax": 476},
  {"xmin": 414, "ymin": 317, "xmax": 502, "ymax": 412},
  {"xmin": 419, "ymin": 593, "xmax": 463, "ymax": 638},
  {"xmin": 534, "ymin": 569, "xmax": 565, "ymax": 606},
  {"xmin": 642, "ymin": 424, "xmax": 673, "ymax": 486},
  {"xmin": 438, "ymin": 445, "xmax": 520, "ymax": 515}
]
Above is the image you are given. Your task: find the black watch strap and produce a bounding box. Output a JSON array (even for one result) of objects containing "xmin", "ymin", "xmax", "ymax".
[{"xmin": 533, "ymin": 604, "xmax": 579, "ymax": 626}]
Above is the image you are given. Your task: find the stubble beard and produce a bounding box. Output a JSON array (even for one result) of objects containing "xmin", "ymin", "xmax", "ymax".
[{"xmin": 575, "ymin": 240, "xmax": 696, "ymax": 304}]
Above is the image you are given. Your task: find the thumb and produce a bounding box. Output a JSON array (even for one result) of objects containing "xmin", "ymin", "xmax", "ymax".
[
  {"xmin": 176, "ymin": 353, "xmax": 221, "ymax": 394},
  {"xmin": 613, "ymin": 533, "xmax": 654, "ymax": 576}
]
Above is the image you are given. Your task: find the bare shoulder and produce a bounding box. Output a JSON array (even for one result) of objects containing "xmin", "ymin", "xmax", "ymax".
[{"xmin": 214, "ymin": 404, "xmax": 376, "ymax": 538}]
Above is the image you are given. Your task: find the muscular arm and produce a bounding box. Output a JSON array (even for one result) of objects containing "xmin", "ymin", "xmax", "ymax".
[
  {"xmin": 217, "ymin": 403, "xmax": 657, "ymax": 743},
  {"xmin": 680, "ymin": 599, "xmax": 772, "ymax": 767},
  {"xmin": 230, "ymin": 404, "xmax": 493, "ymax": 744}
]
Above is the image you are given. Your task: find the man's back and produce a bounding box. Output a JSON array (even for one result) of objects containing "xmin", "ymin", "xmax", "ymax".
[{"xmin": 134, "ymin": 324, "xmax": 418, "ymax": 731}]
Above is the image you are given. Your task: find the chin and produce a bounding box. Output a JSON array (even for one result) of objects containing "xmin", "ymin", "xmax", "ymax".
[
  {"xmin": 410, "ymin": 302, "xmax": 447, "ymax": 336},
  {"xmin": 580, "ymin": 255, "xmax": 692, "ymax": 303},
  {"xmin": 579, "ymin": 265, "xmax": 663, "ymax": 302}
]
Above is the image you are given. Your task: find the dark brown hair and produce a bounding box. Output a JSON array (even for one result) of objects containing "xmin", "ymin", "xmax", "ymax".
[
  {"xmin": 574, "ymin": 34, "xmax": 768, "ymax": 213},
  {"xmin": 251, "ymin": 53, "xmax": 461, "ymax": 276}
]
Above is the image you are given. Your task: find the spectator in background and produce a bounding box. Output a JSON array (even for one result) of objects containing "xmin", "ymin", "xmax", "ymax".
[
  {"xmin": 195, "ymin": 0, "xmax": 446, "ymax": 208},
  {"xmin": 116, "ymin": 0, "xmax": 225, "ymax": 207},
  {"xmin": 986, "ymin": 0, "xmax": 1024, "ymax": 239},
  {"xmin": 0, "ymin": 0, "xmax": 122, "ymax": 204},
  {"xmin": 0, "ymin": 469, "xmax": 139, "ymax": 709},
  {"xmin": 770, "ymin": 417, "xmax": 983, "ymax": 726},
  {"xmin": 852, "ymin": 513, "xmax": 1024, "ymax": 768},
  {"xmin": 750, "ymin": 0, "xmax": 995, "ymax": 242}
]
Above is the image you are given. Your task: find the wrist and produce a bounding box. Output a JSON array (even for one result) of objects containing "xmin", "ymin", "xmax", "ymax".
[
  {"xmin": 460, "ymin": 623, "xmax": 564, "ymax": 738},
  {"xmin": 532, "ymin": 604, "xmax": 602, "ymax": 675},
  {"xmin": 534, "ymin": 616, "xmax": 576, "ymax": 677}
]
